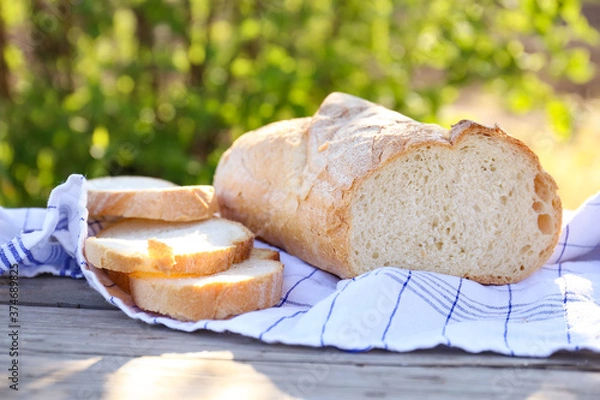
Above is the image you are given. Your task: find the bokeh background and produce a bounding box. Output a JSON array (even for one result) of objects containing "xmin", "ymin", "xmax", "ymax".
[{"xmin": 0, "ymin": 0, "xmax": 599, "ymax": 209}]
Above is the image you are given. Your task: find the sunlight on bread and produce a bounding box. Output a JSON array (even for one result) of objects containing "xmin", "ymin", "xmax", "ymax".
[{"xmin": 215, "ymin": 92, "xmax": 562, "ymax": 285}]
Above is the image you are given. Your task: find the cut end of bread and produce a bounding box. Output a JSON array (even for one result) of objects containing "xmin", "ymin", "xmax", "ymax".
[
  {"xmin": 84, "ymin": 218, "xmax": 254, "ymax": 275},
  {"xmin": 213, "ymin": 93, "xmax": 562, "ymax": 285},
  {"xmin": 349, "ymin": 122, "xmax": 562, "ymax": 284},
  {"xmin": 128, "ymin": 248, "xmax": 284, "ymax": 321}
]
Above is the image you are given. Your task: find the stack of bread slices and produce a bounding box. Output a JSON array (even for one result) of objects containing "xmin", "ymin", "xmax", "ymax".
[{"xmin": 83, "ymin": 176, "xmax": 284, "ymax": 321}]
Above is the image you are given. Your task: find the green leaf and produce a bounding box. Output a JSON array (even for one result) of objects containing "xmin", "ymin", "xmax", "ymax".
[
  {"xmin": 546, "ymin": 99, "xmax": 573, "ymax": 139},
  {"xmin": 565, "ymin": 48, "xmax": 595, "ymax": 84}
]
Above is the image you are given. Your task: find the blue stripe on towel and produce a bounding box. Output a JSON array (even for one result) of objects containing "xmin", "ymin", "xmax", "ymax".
[
  {"xmin": 442, "ymin": 278, "xmax": 463, "ymax": 346},
  {"xmin": 556, "ymin": 224, "xmax": 570, "ymax": 263},
  {"xmin": 259, "ymin": 309, "xmax": 308, "ymax": 340},
  {"xmin": 17, "ymin": 236, "xmax": 40, "ymax": 265},
  {"xmin": 403, "ymin": 274, "xmax": 471, "ymax": 321},
  {"xmin": 0, "ymin": 247, "xmax": 12, "ymax": 270},
  {"xmin": 558, "ymin": 263, "xmax": 573, "ymax": 346},
  {"xmin": 320, "ymin": 277, "xmax": 356, "ymax": 346},
  {"xmin": 382, "ymin": 270, "xmax": 412, "ymax": 347},
  {"xmin": 7, "ymin": 240, "xmax": 21, "ymax": 262},
  {"xmin": 503, "ymin": 284, "xmax": 514, "ymax": 356},
  {"xmin": 276, "ymin": 268, "xmax": 319, "ymax": 307}
]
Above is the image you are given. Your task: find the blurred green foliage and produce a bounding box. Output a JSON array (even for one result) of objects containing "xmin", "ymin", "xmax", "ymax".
[{"xmin": 0, "ymin": 0, "xmax": 597, "ymax": 206}]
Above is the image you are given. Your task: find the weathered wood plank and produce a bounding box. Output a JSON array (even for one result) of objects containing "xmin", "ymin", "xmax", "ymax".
[
  {"xmin": 4, "ymin": 348, "xmax": 600, "ymax": 400},
  {"xmin": 0, "ymin": 275, "xmax": 114, "ymax": 310}
]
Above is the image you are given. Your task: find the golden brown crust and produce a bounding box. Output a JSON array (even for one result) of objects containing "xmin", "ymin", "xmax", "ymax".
[
  {"xmin": 100, "ymin": 248, "xmax": 280, "ymax": 297},
  {"xmin": 83, "ymin": 219, "xmax": 255, "ymax": 275},
  {"xmin": 84, "ymin": 235, "xmax": 253, "ymax": 275},
  {"xmin": 87, "ymin": 185, "xmax": 219, "ymax": 221},
  {"xmin": 215, "ymin": 93, "xmax": 452, "ymax": 277},
  {"xmin": 129, "ymin": 257, "xmax": 284, "ymax": 321},
  {"xmin": 214, "ymin": 92, "xmax": 562, "ymax": 284},
  {"xmin": 104, "ymin": 269, "xmax": 131, "ymax": 294}
]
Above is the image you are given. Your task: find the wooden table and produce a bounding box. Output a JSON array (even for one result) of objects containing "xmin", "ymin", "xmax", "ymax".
[{"xmin": 0, "ymin": 275, "xmax": 598, "ymax": 399}]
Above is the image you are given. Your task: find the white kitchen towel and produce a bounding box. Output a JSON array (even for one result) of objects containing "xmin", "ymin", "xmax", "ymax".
[{"xmin": 1, "ymin": 174, "xmax": 599, "ymax": 357}]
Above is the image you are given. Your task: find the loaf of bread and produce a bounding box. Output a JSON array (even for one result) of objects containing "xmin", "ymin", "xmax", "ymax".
[
  {"xmin": 84, "ymin": 218, "xmax": 254, "ymax": 275},
  {"xmin": 127, "ymin": 248, "xmax": 283, "ymax": 321},
  {"xmin": 87, "ymin": 175, "xmax": 218, "ymax": 221},
  {"xmin": 213, "ymin": 92, "xmax": 562, "ymax": 284}
]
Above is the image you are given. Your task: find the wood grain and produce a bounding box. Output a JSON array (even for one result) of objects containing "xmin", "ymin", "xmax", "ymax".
[
  {"xmin": 0, "ymin": 275, "xmax": 598, "ymax": 399},
  {"xmin": 0, "ymin": 275, "xmax": 114, "ymax": 310},
  {"xmin": 6, "ymin": 351, "xmax": 600, "ymax": 400}
]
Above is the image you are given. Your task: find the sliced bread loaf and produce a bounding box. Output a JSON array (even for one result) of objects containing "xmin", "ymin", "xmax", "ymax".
[
  {"xmin": 127, "ymin": 248, "xmax": 284, "ymax": 321},
  {"xmin": 87, "ymin": 175, "xmax": 218, "ymax": 221},
  {"xmin": 214, "ymin": 92, "xmax": 562, "ymax": 284},
  {"xmin": 102, "ymin": 247, "xmax": 280, "ymax": 295},
  {"xmin": 84, "ymin": 218, "xmax": 254, "ymax": 275}
]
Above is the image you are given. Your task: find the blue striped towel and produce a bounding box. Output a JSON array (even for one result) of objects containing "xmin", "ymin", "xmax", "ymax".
[{"xmin": 1, "ymin": 174, "xmax": 599, "ymax": 356}]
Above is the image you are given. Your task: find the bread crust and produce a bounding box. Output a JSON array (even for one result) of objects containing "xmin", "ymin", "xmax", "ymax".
[
  {"xmin": 102, "ymin": 248, "xmax": 280, "ymax": 296},
  {"xmin": 214, "ymin": 92, "xmax": 562, "ymax": 284},
  {"xmin": 441, "ymin": 120, "xmax": 562, "ymax": 284},
  {"xmin": 128, "ymin": 252, "xmax": 284, "ymax": 321},
  {"xmin": 87, "ymin": 177, "xmax": 218, "ymax": 221},
  {"xmin": 83, "ymin": 218, "xmax": 254, "ymax": 275}
]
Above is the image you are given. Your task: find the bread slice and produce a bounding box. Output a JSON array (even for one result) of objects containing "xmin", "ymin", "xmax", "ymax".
[
  {"xmin": 84, "ymin": 218, "xmax": 254, "ymax": 275},
  {"xmin": 104, "ymin": 269, "xmax": 133, "ymax": 294},
  {"xmin": 127, "ymin": 248, "xmax": 283, "ymax": 321},
  {"xmin": 86, "ymin": 175, "xmax": 218, "ymax": 221},
  {"xmin": 103, "ymin": 247, "xmax": 280, "ymax": 295},
  {"xmin": 214, "ymin": 92, "xmax": 562, "ymax": 285}
]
